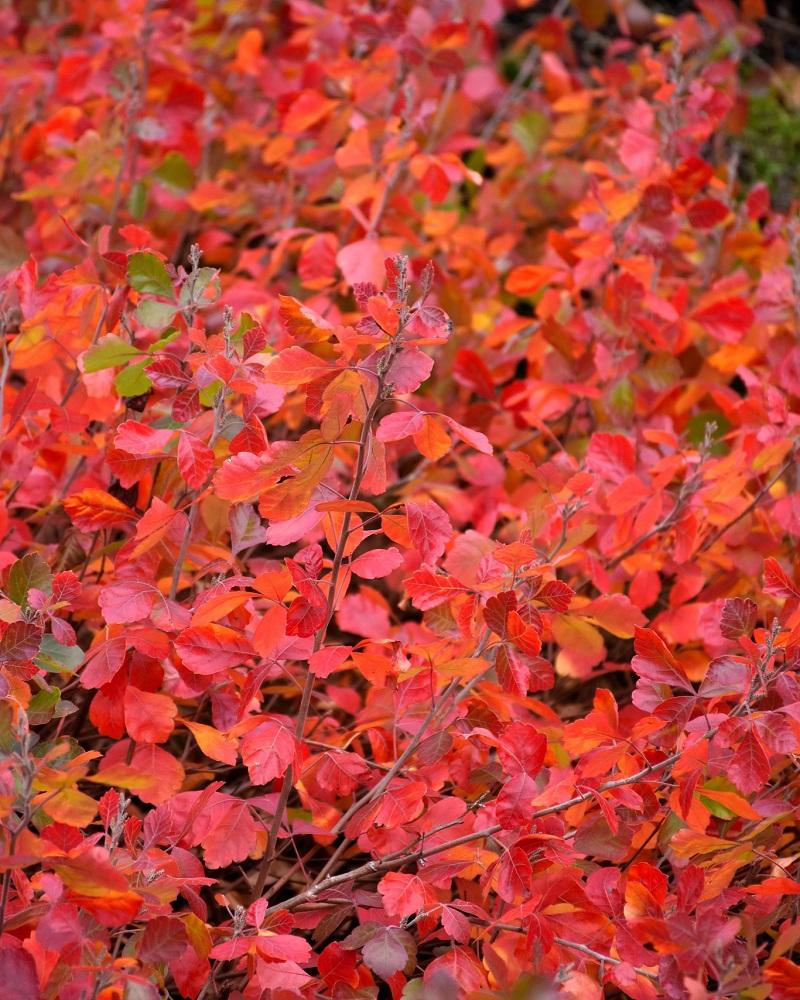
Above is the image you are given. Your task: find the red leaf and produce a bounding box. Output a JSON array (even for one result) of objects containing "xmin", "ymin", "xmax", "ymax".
[
  {"xmin": 764, "ymin": 558, "xmax": 800, "ymax": 600},
  {"xmin": 699, "ymin": 656, "xmax": 750, "ymax": 698},
  {"xmin": 719, "ymin": 598, "xmax": 757, "ymax": 639},
  {"xmin": 319, "ymin": 942, "xmax": 359, "ymax": 988},
  {"xmin": 175, "ymin": 624, "xmax": 253, "ymax": 674},
  {"xmin": 386, "ymin": 348, "xmax": 434, "ymax": 393},
  {"xmin": 536, "ymin": 580, "xmax": 574, "ymax": 612},
  {"xmin": 309, "ymin": 644, "xmax": 352, "ymax": 679},
  {"xmin": 114, "ymin": 420, "xmax": 174, "ymax": 456},
  {"xmin": 98, "ymin": 580, "xmax": 160, "ymax": 625},
  {"xmin": 484, "ymin": 591, "xmax": 517, "ymax": 637},
  {"xmin": 376, "ymin": 410, "xmax": 425, "ymax": 442},
  {"xmin": 632, "ymin": 626, "xmax": 693, "ymax": 691},
  {"xmin": 423, "ymin": 947, "xmax": 487, "ymax": 994},
  {"xmin": 124, "ymin": 686, "xmax": 177, "ymax": 743},
  {"xmin": 286, "ymin": 594, "xmax": 327, "ymax": 637},
  {"xmin": 497, "ymin": 845, "xmax": 532, "ymax": 902},
  {"xmin": 361, "ymin": 926, "xmax": 416, "ymax": 980},
  {"xmin": 442, "ymin": 415, "xmax": 492, "ymax": 454},
  {"xmin": 378, "ymin": 872, "xmax": 433, "ymax": 919},
  {"xmin": 177, "ymin": 431, "xmax": 215, "ymax": 488},
  {"xmin": 314, "ymin": 751, "xmax": 370, "ymax": 795},
  {"xmin": 586, "ymin": 432, "xmax": 636, "ymax": 483},
  {"xmin": 201, "ymin": 797, "xmax": 259, "ymax": 869},
  {"xmin": 728, "ymin": 728, "xmax": 770, "ymax": 795},
  {"xmin": 687, "ymin": 197, "xmax": 728, "ymax": 228},
  {"xmin": 406, "ymin": 569, "xmax": 467, "ymax": 610},
  {"xmin": 497, "ymin": 772, "xmax": 537, "ymax": 828},
  {"xmin": 0, "ymin": 943, "xmax": 41, "ymax": 1000},
  {"xmin": 495, "ymin": 644, "xmax": 530, "ymax": 697},
  {"xmin": 406, "ymin": 500, "xmax": 452, "ymax": 564},
  {"xmin": 81, "ymin": 636, "xmax": 127, "ymax": 689},
  {"xmin": 693, "ymin": 297, "xmax": 754, "ymax": 343},
  {"xmin": 140, "ymin": 916, "xmax": 187, "ymax": 963},
  {"xmin": 350, "ymin": 546, "xmax": 403, "ymax": 579},
  {"xmin": 497, "ymin": 723, "xmax": 546, "ymax": 777},
  {"xmin": 265, "ymin": 346, "xmax": 329, "ymax": 386},
  {"xmin": 63, "ymin": 489, "xmax": 136, "ymax": 531},
  {"xmin": 240, "ymin": 719, "xmax": 296, "ymax": 783},
  {"xmin": 214, "ymin": 451, "xmax": 276, "ymax": 502}
]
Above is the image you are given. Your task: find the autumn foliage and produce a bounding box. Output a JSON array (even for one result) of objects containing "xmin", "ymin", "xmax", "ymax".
[{"xmin": 1, "ymin": 0, "xmax": 800, "ymax": 997}]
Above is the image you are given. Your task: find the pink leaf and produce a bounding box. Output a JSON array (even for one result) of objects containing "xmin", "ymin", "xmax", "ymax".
[
  {"xmin": 406, "ymin": 501, "xmax": 452, "ymax": 564},
  {"xmin": 350, "ymin": 546, "xmax": 404, "ymax": 579},
  {"xmin": 114, "ymin": 420, "xmax": 174, "ymax": 456},
  {"xmin": 376, "ymin": 410, "xmax": 425, "ymax": 443}
]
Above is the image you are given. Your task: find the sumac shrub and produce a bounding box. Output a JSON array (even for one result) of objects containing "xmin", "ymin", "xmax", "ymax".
[{"xmin": 0, "ymin": 1, "xmax": 799, "ymax": 998}]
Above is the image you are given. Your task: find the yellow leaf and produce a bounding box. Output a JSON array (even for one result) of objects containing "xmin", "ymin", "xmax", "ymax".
[
  {"xmin": 182, "ymin": 720, "xmax": 239, "ymax": 766},
  {"xmin": 552, "ymin": 616, "xmax": 605, "ymax": 678},
  {"xmin": 34, "ymin": 788, "xmax": 98, "ymax": 827}
]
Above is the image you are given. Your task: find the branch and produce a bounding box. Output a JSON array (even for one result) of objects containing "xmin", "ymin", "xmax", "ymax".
[{"xmin": 251, "ymin": 340, "xmax": 400, "ymax": 902}]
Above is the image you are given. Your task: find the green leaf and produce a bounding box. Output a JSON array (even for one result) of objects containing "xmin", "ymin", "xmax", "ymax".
[
  {"xmin": 698, "ymin": 795, "xmax": 736, "ymax": 820},
  {"xmin": 609, "ymin": 378, "xmax": 634, "ymax": 419},
  {"xmin": 687, "ymin": 410, "xmax": 731, "ymax": 456},
  {"xmin": 114, "ymin": 361, "xmax": 153, "ymax": 397},
  {"xmin": 135, "ymin": 298, "xmax": 178, "ymax": 329},
  {"xmin": 7, "ymin": 553, "xmax": 52, "ymax": 606},
  {"xmin": 84, "ymin": 335, "xmax": 143, "ymax": 373},
  {"xmin": 199, "ymin": 380, "xmax": 223, "ymax": 407},
  {"xmin": 179, "ymin": 267, "xmax": 221, "ymax": 308},
  {"xmin": 28, "ymin": 687, "xmax": 61, "ymax": 724},
  {"xmin": 149, "ymin": 329, "xmax": 180, "ymax": 352},
  {"xmin": 128, "ymin": 179, "xmax": 148, "ymax": 220},
  {"xmin": 35, "ymin": 635, "xmax": 84, "ymax": 675},
  {"xmin": 510, "ymin": 111, "xmax": 549, "ymax": 157},
  {"xmin": 237, "ymin": 312, "xmax": 258, "ymax": 335},
  {"xmin": 153, "ymin": 151, "xmax": 194, "ymax": 193},
  {"xmin": 128, "ymin": 252, "xmax": 174, "ymax": 298}
]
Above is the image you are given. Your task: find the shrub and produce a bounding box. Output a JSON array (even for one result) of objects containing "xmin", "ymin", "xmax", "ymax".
[{"xmin": 0, "ymin": 2, "xmax": 799, "ymax": 998}]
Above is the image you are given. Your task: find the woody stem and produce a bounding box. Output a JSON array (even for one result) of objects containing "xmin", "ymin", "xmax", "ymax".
[{"xmin": 251, "ymin": 367, "xmax": 393, "ymax": 902}]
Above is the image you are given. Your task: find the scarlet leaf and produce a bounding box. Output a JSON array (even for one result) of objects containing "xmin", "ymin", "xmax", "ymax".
[
  {"xmin": 175, "ymin": 624, "xmax": 253, "ymax": 674},
  {"xmin": 114, "ymin": 420, "xmax": 174, "ymax": 456},
  {"xmin": 719, "ymin": 597, "xmax": 758, "ymax": 639},
  {"xmin": 497, "ymin": 723, "xmax": 546, "ymax": 778},
  {"xmin": 177, "ymin": 431, "xmax": 215, "ymax": 488},
  {"xmin": 240, "ymin": 719, "xmax": 296, "ymax": 784},
  {"xmin": 763, "ymin": 558, "xmax": 800, "ymax": 600},
  {"xmin": 378, "ymin": 873, "xmax": 433, "ymax": 919},
  {"xmin": 376, "ymin": 410, "xmax": 425, "ymax": 442},
  {"xmin": 405, "ymin": 569, "xmax": 467, "ymax": 610},
  {"xmin": 586, "ymin": 432, "xmax": 636, "ymax": 483},
  {"xmin": 265, "ymin": 346, "xmax": 329, "ymax": 386},
  {"xmin": 687, "ymin": 197, "xmax": 729, "ymax": 228},
  {"xmin": 214, "ymin": 452, "xmax": 276, "ymax": 502},
  {"xmin": 496, "ymin": 772, "xmax": 537, "ymax": 828},
  {"xmin": 728, "ymin": 728, "xmax": 770, "ymax": 795},
  {"xmin": 309, "ymin": 644, "xmax": 352, "ymax": 679},
  {"xmin": 98, "ymin": 580, "xmax": 160, "ymax": 625},
  {"xmin": 693, "ymin": 297, "xmax": 754, "ymax": 343},
  {"xmin": 286, "ymin": 594, "xmax": 326, "ymax": 637},
  {"xmin": 124, "ymin": 687, "xmax": 177, "ymax": 743},
  {"xmin": 632, "ymin": 626, "xmax": 693, "ymax": 691},
  {"xmin": 406, "ymin": 500, "xmax": 452, "ymax": 564}
]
